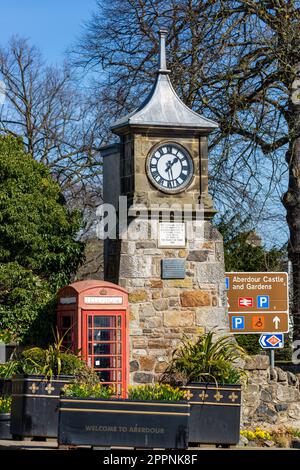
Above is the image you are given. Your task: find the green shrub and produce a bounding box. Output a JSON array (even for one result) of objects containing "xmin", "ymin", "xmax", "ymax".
[
  {"xmin": 1, "ymin": 330, "xmax": 87, "ymax": 378},
  {"xmin": 59, "ymin": 353, "xmax": 85, "ymax": 375},
  {"xmin": 161, "ymin": 331, "xmax": 247, "ymax": 385},
  {"xmin": 128, "ymin": 384, "xmax": 188, "ymax": 401},
  {"xmin": 0, "ymin": 330, "xmax": 18, "ymax": 344},
  {"xmin": 0, "ymin": 361, "xmax": 19, "ymax": 379},
  {"xmin": 74, "ymin": 364, "xmax": 100, "ymax": 387},
  {"xmin": 18, "ymin": 348, "xmax": 85, "ymax": 378},
  {"xmin": 21, "ymin": 347, "xmax": 47, "ymax": 368},
  {"xmin": 0, "ymin": 135, "xmax": 84, "ymax": 345}
]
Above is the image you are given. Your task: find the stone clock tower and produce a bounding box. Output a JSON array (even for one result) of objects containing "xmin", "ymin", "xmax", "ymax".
[{"xmin": 103, "ymin": 30, "xmax": 229, "ymax": 385}]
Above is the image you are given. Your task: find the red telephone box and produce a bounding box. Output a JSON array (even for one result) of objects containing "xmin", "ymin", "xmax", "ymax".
[{"xmin": 57, "ymin": 280, "xmax": 129, "ymax": 396}]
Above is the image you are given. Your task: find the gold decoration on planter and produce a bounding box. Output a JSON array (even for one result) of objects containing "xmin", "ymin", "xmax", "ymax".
[
  {"xmin": 29, "ymin": 383, "xmax": 39, "ymax": 394},
  {"xmin": 213, "ymin": 391, "xmax": 223, "ymax": 402},
  {"xmin": 45, "ymin": 383, "xmax": 55, "ymax": 395},
  {"xmin": 229, "ymin": 392, "xmax": 239, "ymax": 402},
  {"xmin": 183, "ymin": 390, "xmax": 193, "ymax": 400},
  {"xmin": 199, "ymin": 391, "xmax": 208, "ymax": 400}
]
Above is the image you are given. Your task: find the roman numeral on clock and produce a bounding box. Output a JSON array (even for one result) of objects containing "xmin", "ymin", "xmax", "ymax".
[{"xmin": 180, "ymin": 172, "xmax": 188, "ymax": 181}]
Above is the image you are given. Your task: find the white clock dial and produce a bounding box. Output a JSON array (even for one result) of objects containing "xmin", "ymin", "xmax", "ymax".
[{"xmin": 146, "ymin": 143, "xmax": 194, "ymax": 193}]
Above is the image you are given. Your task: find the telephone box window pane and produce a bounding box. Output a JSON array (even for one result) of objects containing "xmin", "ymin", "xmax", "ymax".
[
  {"xmin": 94, "ymin": 316, "xmax": 116, "ymax": 328},
  {"xmin": 88, "ymin": 317, "xmax": 92, "ymax": 327},
  {"xmin": 100, "ymin": 371, "xmax": 111, "ymax": 382},
  {"xmin": 92, "ymin": 343, "xmax": 117, "ymax": 355},
  {"xmin": 93, "ymin": 357, "xmax": 111, "ymax": 368},
  {"xmin": 93, "ymin": 329, "xmax": 114, "ymax": 341},
  {"xmin": 93, "ymin": 357, "xmax": 122, "ymax": 368}
]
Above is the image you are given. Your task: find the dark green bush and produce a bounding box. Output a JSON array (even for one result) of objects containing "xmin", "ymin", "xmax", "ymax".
[
  {"xmin": 21, "ymin": 347, "xmax": 46, "ymax": 367},
  {"xmin": 74, "ymin": 364, "xmax": 100, "ymax": 387},
  {"xmin": 60, "ymin": 353, "xmax": 85, "ymax": 375}
]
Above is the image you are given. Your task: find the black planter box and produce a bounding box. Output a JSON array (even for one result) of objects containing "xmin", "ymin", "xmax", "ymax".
[
  {"xmin": 0, "ymin": 379, "xmax": 12, "ymax": 396},
  {"xmin": 11, "ymin": 374, "xmax": 74, "ymax": 438},
  {"xmin": 58, "ymin": 397, "xmax": 190, "ymax": 449},
  {"xmin": 182, "ymin": 383, "xmax": 242, "ymax": 446},
  {"xmin": 0, "ymin": 413, "xmax": 12, "ymax": 440}
]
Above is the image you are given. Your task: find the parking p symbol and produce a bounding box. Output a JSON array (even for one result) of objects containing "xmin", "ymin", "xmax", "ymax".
[
  {"xmin": 257, "ymin": 295, "xmax": 269, "ymax": 309},
  {"xmin": 231, "ymin": 316, "xmax": 245, "ymax": 330}
]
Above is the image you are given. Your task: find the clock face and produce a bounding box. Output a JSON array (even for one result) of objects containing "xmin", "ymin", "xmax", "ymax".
[{"xmin": 146, "ymin": 143, "xmax": 194, "ymax": 193}]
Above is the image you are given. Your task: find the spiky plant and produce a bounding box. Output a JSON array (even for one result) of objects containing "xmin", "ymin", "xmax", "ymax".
[{"xmin": 161, "ymin": 330, "xmax": 247, "ymax": 386}]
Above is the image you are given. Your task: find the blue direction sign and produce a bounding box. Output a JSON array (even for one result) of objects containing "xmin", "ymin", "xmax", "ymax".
[{"xmin": 259, "ymin": 333, "xmax": 284, "ymax": 349}]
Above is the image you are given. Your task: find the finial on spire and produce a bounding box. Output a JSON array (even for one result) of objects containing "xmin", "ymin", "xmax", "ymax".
[{"xmin": 159, "ymin": 29, "xmax": 170, "ymax": 73}]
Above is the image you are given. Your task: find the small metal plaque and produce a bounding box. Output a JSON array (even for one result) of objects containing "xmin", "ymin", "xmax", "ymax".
[{"xmin": 161, "ymin": 259, "xmax": 186, "ymax": 279}]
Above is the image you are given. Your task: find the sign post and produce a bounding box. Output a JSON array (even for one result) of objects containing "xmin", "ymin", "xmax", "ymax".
[
  {"xmin": 270, "ymin": 350, "xmax": 275, "ymax": 368},
  {"xmin": 226, "ymin": 272, "xmax": 289, "ymax": 367},
  {"xmin": 226, "ymin": 272, "xmax": 289, "ymax": 335}
]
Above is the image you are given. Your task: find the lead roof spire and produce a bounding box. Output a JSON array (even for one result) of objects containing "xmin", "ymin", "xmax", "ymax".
[
  {"xmin": 110, "ymin": 29, "xmax": 219, "ymax": 133},
  {"xmin": 158, "ymin": 29, "xmax": 170, "ymax": 74}
]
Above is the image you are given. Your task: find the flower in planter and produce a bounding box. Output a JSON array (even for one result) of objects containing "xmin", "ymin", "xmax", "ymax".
[
  {"xmin": 62, "ymin": 382, "xmax": 114, "ymax": 399},
  {"xmin": 128, "ymin": 384, "xmax": 187, "ymax": 401},
  {"xmin": 0, "ymin": 396, "xmax": 12, "ymax": 413}
]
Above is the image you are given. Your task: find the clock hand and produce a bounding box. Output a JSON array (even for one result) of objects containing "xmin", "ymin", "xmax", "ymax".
[
  {"xmin": 170, "ymin": 166, "xmax": 174, "ymax": 183},
  {"xmin": 165, "ymin": 160, "xmax": 172, "ymax": 172},
  {"xmin": 170, "ymin": 157, "xmax": 179, "ymax": 167}
]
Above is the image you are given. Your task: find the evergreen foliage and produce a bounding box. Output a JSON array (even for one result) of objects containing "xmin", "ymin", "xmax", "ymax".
[{"xmin": 0, "ymin": 136, "xmax": 84, "ymax": 344}]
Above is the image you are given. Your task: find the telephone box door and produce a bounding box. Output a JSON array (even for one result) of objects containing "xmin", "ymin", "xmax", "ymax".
[{"xmin": 82, "ymin": 310, "xmax": 127, "ymax": 396}]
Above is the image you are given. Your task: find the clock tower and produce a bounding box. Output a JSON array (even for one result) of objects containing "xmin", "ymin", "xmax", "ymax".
[{"xmin": 103, "ymin": 30, "xmax": 229, "ymax": 385}]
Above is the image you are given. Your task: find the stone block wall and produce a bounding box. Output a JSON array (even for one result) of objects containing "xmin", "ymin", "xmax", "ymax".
[
  {"xmin": 243, "ymin": 355, "xmax": 300, "ymax": 429},
  {"xmin": 117, "ymin": 219, "xmax": 229, "ymax": 385}
]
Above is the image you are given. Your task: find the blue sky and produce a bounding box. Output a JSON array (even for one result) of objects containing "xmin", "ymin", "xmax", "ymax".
[
  {"xmin": 0, "ymin": 1, "xmax": 288, "ymax": 248},
  {"xmin": 0, "ymin": 0, "xmax": 96, "ymax": 64}
]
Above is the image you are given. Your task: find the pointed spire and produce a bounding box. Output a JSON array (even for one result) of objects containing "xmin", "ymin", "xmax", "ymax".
[
  {"xmin": 158, "ymin": 29, "xmax": 170, "ymax": 74},
  {"xmin": 111, "ymin": 28, "xmax": 219, "ymax": 133}
]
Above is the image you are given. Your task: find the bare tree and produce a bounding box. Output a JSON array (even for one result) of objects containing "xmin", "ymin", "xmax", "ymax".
[
  {"xmin": 76, "ymin": 0, "xmax": 300, "ymax": 338},
  {"xmin": 0, "ymin": 36, "xmax": 103, "ymax": 204}
]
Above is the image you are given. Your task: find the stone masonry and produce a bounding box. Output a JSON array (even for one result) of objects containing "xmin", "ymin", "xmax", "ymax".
[
  {"xmin": 117, "ymin": 219, "xmax": 229, "ymax": 385},
  {"xmin": 242, "ymin": 355, "xmax": 300, "ymax": 429}
]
